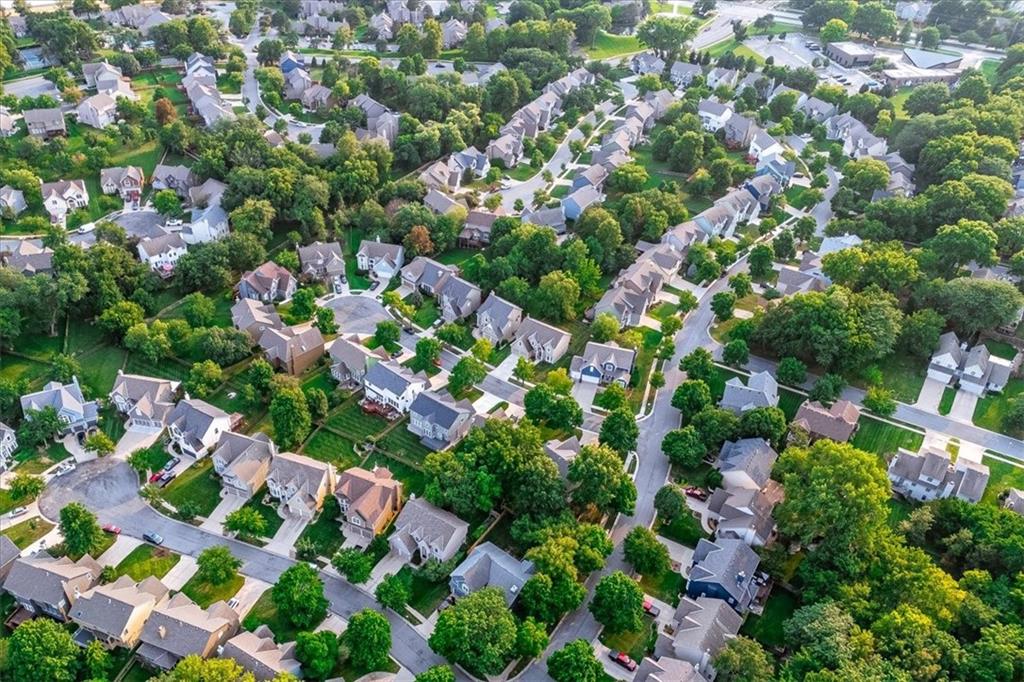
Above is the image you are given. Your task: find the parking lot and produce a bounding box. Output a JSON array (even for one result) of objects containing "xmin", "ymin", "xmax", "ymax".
[{"xmin": 745, "ymin": 34, "xmax": 818, "ymax": 70}]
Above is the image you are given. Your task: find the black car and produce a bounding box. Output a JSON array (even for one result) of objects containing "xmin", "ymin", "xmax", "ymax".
[
  {"xmin": 403, "ymin": 326, "xmax": 415, "ymax": 334},
  {"xmin": 143, "ymin": 532, "xmax": 163, "ymax": 545}
]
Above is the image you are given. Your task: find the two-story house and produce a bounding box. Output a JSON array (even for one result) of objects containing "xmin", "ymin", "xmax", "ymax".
[
  {"xmin": 20, "ymin": 377, "xmax": 99, "ymax": 436},
  {"xmin": 109, "ymin": 371, "xmax": 180, "ymax": 433},
  {"xmin": 329, "ymin": 336, "xmax": 387, "ymax": 387},
  {"xmin": 511, "ymin": 317, "xmax": 571, "ymax": 364},
  {"xmin": 100, "ymin": 166, "xmax": 145, "ymax": 203},
  {"xmin": 408, "ymin": 391, "xmax": 474, "ymax": 450},
  {"xmin": 697, "ymin": 99, "xmax": 733, "ymax": 132},
  {"xmin": 266, "ymin": 451, "xmax": 336, "ymax": 520},
  {"xmin": 40, "ymin": 179, "xmax": 89, "ymax": 224},
  {"xmin": 231, "ymin": 299, "xmax": 284, "ymax": 342},
  {"xmin": 887, "ymin": 446, "xmax": 990, "ymax": 504},
  {"xmin": 438, "ymin": 275, "xmax": 482, "ymax": 323},
  {"xmin": 297, "ymin": 241, "xmax": 345, "ymax": 290},
  {"xmin": 719, "ymin": 372, "xmax": 778, "ymax": 414},
  {"xmin": 212, "ymin": 431, "xmax": 277, "ymax": 498},
  {"xmin": 335, "ymin": 466, "xmax": 403, "ymax": 546},
  {"xmin": 166, "ymin": 399, "xmax": 233, "ymax": 458},
  {"xmin": 356, "ymin": 239, "xmax": 405, "ymax": 282},
  {"xmin": 389, "ymin": 497, "xmax": 469, "ymax": 567},
  {"xmin": 449, "ymin": 542, "xmax": 534, "ymax": 605},
  {"xmin": 258, "ymin": 324, "xmax": 325, "ymax": 376},
  {"xmin": 238, "ymin": 261, "xmax": 297, "ymax": 303},
  {"xmin": 716, "ymin": 438, "xmax": 778, "ymax": 491},
  {"xmin": 363, "ymin": 361, "xmax": 428, "ymax": 414},
  {"xmin": 0, "ymin": 422, "xmax": 16, "ymax": 471},
  {"xmin": 569, "ymin": 341, "xmax": 636, "ymax": 387},
  {"xmin": 136, "ymin": 593, "xmax": 239, "ymax": 670},
  {"xmin": 685, "ymin": 538, "xmax": 761, "ymax": 613},
  {"xmin": 475, "ymin": 294, "xmax": 523, "ymax": 345},
  {"xmin": 71, "ymin": 575, "xmax": 169, "ymax": 649},
  {"xmin": 666, "ymin": 596, "xmax": 742, "ymax": 679},
  {"xmin": 400, "ymin": 257, "xmax": 458, "ymax": 296},
  {"xmin": 221, "ymin": 626, "xmax": 302, "ymax": 680},
  {"xmin": 3, "ymin": 554, "xmax": 102, "ymax": 621}
]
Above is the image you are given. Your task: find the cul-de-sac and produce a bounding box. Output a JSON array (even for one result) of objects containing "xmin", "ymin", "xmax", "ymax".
[{"xmin": 1, "ymin": 0, "xmax": 1023, "ymax": 680}]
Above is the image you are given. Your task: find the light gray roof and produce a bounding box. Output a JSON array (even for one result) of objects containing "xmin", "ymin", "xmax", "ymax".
[
  {"xmin": 4, "ymin": 240, "xmax": 54, "ymax": 275},
  {"xmin": 1005, "ymin": 488, "xmax": 1024, "ymax": 515},
  {"xmin": 358, "ymin": 239, "xmax": 403, "ymax": 264},
  {"xmin": 636, "ymin": 656, "xmax": 707, "ymax": 682},
  {"xmin": 0, "ymin": 535, "xmax": 19, "ymax": 572},
  {"xmin": 438, "ymin": 275, "xmax": 481, "ymax": 317},
  {"xmin": 688, "ymin": 538, "xmax": 760, "ymax": 608},
  {"xmin": 409, "ymin": 391, "xmax": 473, "ymax": 431},
  {"xmin": 364, "ymin": 361, "xmax": 423, "ymax": 396},
  {"xmin": 719, "ymin": 372, "xmax": 778, "ymax": 413},
  {"xmin": 329, "ymin": 336, "xmax": 385, "ymax": 375},
  {"xmin": 153, "ymin": 164, "xmax": 196, "ymax": 187},
  {"xmin": 575, "ymin": 341, "xmax": 636, "ymax": 373},
  {"xmin": 450, "ymin": 541, "xmax": 534, "ymax": 604},
  {"xmin": 213, "ymin": 431, "xmax": 275, "ymax": 470},
  {"xmin": 707, "ymin": 486, "xmax": 777, "ymax": 545},
  {"xmin": 671, "ymin": 596, "xmax": 743, "ymax": 660},
  {"xmin": 71, "ymin": 575, "xmax": 168, "ymax": 638},
  {"xmin": 402, "ymin": 256, "xmax": 456, "ymax": 289},
  {"xmin": 23, "ymin": 107, "xmax": 65, "ymax": 129},
  {"xmin": 393, "ymin": 497, "xmax": 469, "ymax": 554},
  {"xmin": 222, "ymin": 626, "xmax": 301, "ymax": 680},
  {"xmin": 138, "ymin": 231, "xmax": 187, "ymax": 259},
  {"xmin": 3, "ymin": 554, "xmax": 101, "ymax": 609},
  {"xmin": 717, "ymin": 438, "xmax": 778, "ymax": 489},
  {"xmin": 166, "ymin": 399, "xmax": 229, "ymax": 450},
  {"xmin": 139, "ymin": 592, "xmax": 238, "ymax": 661},
  {"xmin": 544, "ymin": 436, "xmax": 581, "ymax": 477},
  {"xmin": 232, "ymin": 299, "xmax": 284, "ymax": 336},
  {"xmin": 268, "ymin": 451, "xmax": 332, "ymax": 505},
  {"xmin": 297, "ymin": 241, "xmax": 344, "ymax": 275},
  {"xmin": 476, "ymin": 294, "xmax": 522, "ymax": 338},
  {"xmin": 698, "ymin": 99, "xmax": 731, "ymax": 117},
  {"xmin": 564, "ymin": 185, "xmax": 602, "ymax": 211},
  {"xmin": 953, "ymin": 459, "xmax": 989, "ymax": 503},
  {"xmin": 21, "ymin": 377, "xmax": 98, "ymax": 423}
]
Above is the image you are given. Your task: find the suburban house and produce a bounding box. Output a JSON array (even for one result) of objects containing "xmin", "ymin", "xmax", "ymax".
[
  {"xmin": 887, "ymin": 446, "xmax": 990, "ymax": 504},
  {"xmin": 231, "ymin": 299, "xmax": 284, "ymax": 341},
  {"xmin": 389, "ymin": 497, "xmax": 469, "ymax": 566},
  {"xmin": 644, "ymin": 89, "xmax": 676, "ymax": 120},
  {"xmin": 544, "ymin": 435, "xmax": 582, "ymax": 478},
  {"xmin": 71, "ymin": 576, "xmax": 169, "ymax": 649},
  {"xmin": 475, "ymin": 294, "xmax": 523, "ymax": 344},
  {"xmin": 258, "ymin": 324, "xmax": 325, "ymax": 376},
  {"xmin": 719, "ymin": 372, "xmax": 778, "ymax": 414},
  {"xmin": 826, "ymin": 113, "xmax": 888, "ymax": 158},
  {"xmin": 284, "ymin": 68, "xmax": 313, "ymax": 100},
  {"xmin": 685, "ymin": 538, "xmax": 762, "ymax": 613},
  {"xmin": 486, "ymin": 133, "xmax": 524, "ymax": 168},
  {"xmin": 635, "ymin": 656, "xmax": 707, "ymax": 682},
  {"xmin": 706, "ymin": 67, "xmax": 738, "ymax": 89},
  {"xmin": 400, "ymin": 257, "xmax": 458, "ymax": 296},
  {"xmin": 408, "ymin": 390, "xmax": 474, "ymax": 450},
  {"xmin": 716, "ymin": 438, "xmax": 778, "ymax": 491},
  {"xmin": 266, "ymin": 451, "xmax": 336, "ymax": 520},
  {"xmin": 297, "ymin": 241, "xmax": 345, "ymax": 289},
  {"xmin": 335, "ymin": 466, "xmax": 403, "ymax": 546},
  {"xmin": 449, "ymin": 542, "xmax": 535, "ymax": 605},
  {"xmin": 136, "ymin": 593, "xmax": 239, "ymax": 670},
  {"xmin": 152, "ymin": 164, "xmax": 197, "ymax": 197},
  {"xmin": 2, "ymin": 240, "xmax": 54, "ymax": 276},
  {"xmin": 521, "ymin": 205, "xmax": 567, "ymax": 234},
  {"xmin": 100, "ymin": 165, "xmax": 145, "ymax": 202},
  {"xmin": 438, "ymin": 275, "xmax": 483, "ymax": 323},
  {"xmin": 928, "ymin": 332, "xmax": 1011, "ymax": 395},
  {"xmin": 356, "ymin": 239, "xmax": 405, "ymax": 282},
  {"xmin": 1004, "ymin": 489, "xmax": 1024, "ymax": 516},
  {"xmin": 661, "ymin": 596, "xmax": 742, "ymax": 679},
  {"xmin": 569, "ymin": 341, "xmax": 636, "ymax": 387},
  {"xmin": 83, "ymin": 61, "xmax": 125, "ymax": 90},
  {"xmin": 329, "ymin": 336, "xmax": 386, "ymax": 387},
  {"xmin": 459, "ymin": 209, "xmax": 502, "ymax": 247},
  {"xmin": 138, "ymin": 231, "xmax": 189, "ymax": 277},
  {"xmin": 424, "ymin": 188, "xmax": 463, "ymax": 215},
  {"xmin": 724, "ymin": 113, "xmax": 757, "ymax": 149},
  {"xmin": 23, "ymin": 107, "xmax": 66, "ymax": 138},
  {"xmin": 77, "ymin": 93, "xmax": 120, "ymax": 130},
  {"xmin": 238, "ymin": 261, "xmax": 297, "ymax": 303},
  {"xmin": 705, "ymin": 486, "xmax": 779, "ymax": 548},
  {"xmin": 748, "ymin": 130, "xmax": 785, "ymax": 163},
  {"xmin": 776, "ymin": 263, "xmax": 828, "ymax": 297},
  {"xmin": 0, "ymin": 536, "xmax": 18, "ymax": 582},
  {"xmin": 670, "ymin": 61, "xmax": 702, "ymax": 87},
  {"xmin": 0, "ymin": 422, "xmax": 16, "ymax": 471},
  {"xmin": 190, "ymin": 178, "xmax": 228, "ymax": 208},
  {"xmin": 40, "ymin": 179, "xmax": 89, "ymax": 223},
  {"xmin": 222, "ymin": 627, "xmax": 303, "ymax": 681},
  {"xmin": 797, "ymin": 96, "xmax": 838, "ymax": 123},
  {"xmin": 791, "ymin": 400, "xmax": 861, "ymax": 442},
  {"xmin": 109, "ymin": 371, "xmax": 180, "ymax": 433},
  {"xmin": 631, "ymin": 52, "xmax": 667, "ymax": 75},
  {"xmin": 182, "ymin": 203, "xmax": 229, "ymax": 245},
  {"xmin": 20, "ymin": 377, "xmax": 99, "ymax": 436},
  {"xmin": 363, "ymin": 361, "xmax": 428, "ymax": 414},
  {"xmin": 279, "ymin": 50, "xmax": 305, "ymax": 74},
  {"xmin": 512, "ymin": 317, "xmax": 571, "ymax": 364},
  {"xmin": 212, "ymin": 431, "xmax": 277, "ymax": 499},
  {"xmin": 0, "ymin": 184, "xmax": 27, "ymax": 217},
  {"xmin": 3, "ymin": 554, "xmax": 102, "ymax": 621},
  {"xmin": 563, "ymin": 186, "xmax": 604, "ymax": 221},
  {"xmin": 571, "ymin": 164, "xmax": 609, "ymax": 193},
  {"xmin": 166, "ymin": 398, "xmax": 233, "ymax": 458}
]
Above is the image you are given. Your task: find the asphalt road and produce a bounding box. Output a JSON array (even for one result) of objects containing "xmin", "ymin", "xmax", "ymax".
[{"xmin": 38, "ymin": 458, "xmax": 463, "ymax": 679}]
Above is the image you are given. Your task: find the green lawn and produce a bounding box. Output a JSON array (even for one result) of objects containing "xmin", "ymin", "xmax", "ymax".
[
  {"xmin": 240, "ymin": 487, "xmax": 285, "ymax": 540},
  {"xmin": 938, "ymin": 387, "xmax": 955, "ymax": 416},
  {"xmin": 974, "ymin": 378, "xmax": 1024, "ymax": 435},
  {"xmin": 49, "ymin": 531, "xmax": 115, "ymax": 561},
  {"xmin": 325, "ymin": 403, "xmax": 390, "ymax": 441},
  {"xmin": 850, "ymin": 353, "xmax": 925, "ymax": 404},
  {"xmin": 77, "ymin": 344, "xmax": 129, "ymax": 396},
  {"xmin": 629, "ymin": 328, "xmax": 664, "ymax": 412},
  {"xmin": 115, "ymin": 544, "xmax": 181, "ymax": 580},
  {"xmin": 2, "ymin": 517, "xmax": 55, "ymax": 549},
  {"xmin": 981, "ymin": 455, "xmax": 1024, "ymax": 507},
  {"xmin": 296, "ymin": 495, "xmax": 345, "ymax": 559},
  {"xmin": 242, "ymin": 588, "xmax": 316, "ymax": 642},
  {"xmin": 655, "ymin": 512, "xmax": 707, "ymax": 547},
  {"xmin": 377, "ymin": 422, "xmax": 432, "ymax": 464},
  {"xmin": 395, "ymin": 565, "xmax": 450, "ymax": 616},
  {"xmin": 778, "ymin": 389, "xmax": 804, "ymax": 422},
  {"xmin": 851, "ymin": 416, "xmax": 924, "ymax": 460},
  {"xmin": 100, "ymin": 404, "xmax": 126, "ymax": 444},
  {"xmin": 639, "ymin": 566, "xmax": 684, "ymax": 607},
  {"xmin": 182, "ymin": 573, "xmax": 245, "ymax": 608},
  {"xmin": 599, "ymin": 617, "xmax": 656, "ymax": 663},
  {"xmin": 434, "ymin": 248, "xmax": 481, "ymax": 266},
  {"xmin": 740, "ymin": 590, "xmax": 799, "ymax": 649},
  {"xmin": 980, "ymin": 59, "xmax": 1000, "ymax": 84},
  {"xmin": 584, "ymin": 31, "xmax": 642, "ymax": 59},
  {"xmin": 890, "ymin": 87, "xmax": 913, "ymax": 118},
  {"xmin": 160, "ymin": 459, "xmax": 222, "ymax": 518},
  {"xmin": 302, "ymin": 428, "xmax": 362, "ymax": 469},
  {"xmin": 124, "ymin": 353, "xmax": 191, "ymax": 383},
  {"xmin": 407, "ymin": 297, "xmax": 440, "ymax": 328},
  {"xmin": 551, "ymin": 184, "xmax": 570, "ymax": 199},
  {"xmin": 984, "ymin": 339, "xmax": 1017, "ymax": 361},
  {"xmin": 363, "ymin": 453, "xmax": 426, "ymax": 498}
]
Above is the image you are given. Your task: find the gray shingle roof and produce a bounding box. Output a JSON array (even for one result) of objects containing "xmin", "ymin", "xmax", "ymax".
[
  {"xmin": 449, "ymin": 542, "xmax": 534, "ymax": 604},
  {"xmin": 71, "ymin": 575, "xmax": 168, "ymax": 639},
  {"xmin": 716, "ymin": 438, "xmax": 778, "ymax": 489},
  {"xmin": 3, "ymin": 554, "xmax": 101, "ymax": 610},
  {"xmin": 364, "ymin": 361, "xmax": 422, "ymax": 396},
  {"xmin": 688, "ymin": 538, "xmax": 760, "ymax": 609},
  {"xmin": 410, "ymin": 391, "xmax": 473, "ymax": 431}
]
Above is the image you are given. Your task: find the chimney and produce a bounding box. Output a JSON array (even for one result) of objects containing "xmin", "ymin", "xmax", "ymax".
[{"xmin": 158, "ymin": 625, "xmax": 167, "ymax": 639}]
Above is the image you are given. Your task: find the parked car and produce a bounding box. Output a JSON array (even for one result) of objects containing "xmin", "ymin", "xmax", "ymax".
[
  {"xmin": 164, "ymin": 457, "xmax": 180, "ymax": 471},
  {"xmin": 369, "ymin": 281, "xmax": 381, "ymax": 290},
  {"xmin": 403, "ymin": 325, "xmax": 415, "ymax": 334},
  {"xmin": 54, "ymin": 462, "xmax": 76, "ymax": 476},
  {"xmin": 157, "ymin": 471, "xmax": 176, "ymax": 487},
  {"xmin": 684, "ymin": 486, "xmax": 708, "ymax": 501},
  {"xmin": 227, "ymin": 597, "xmax": 240, "ymax": 610},
  {"xmin": 102, "ymin": 524, "xmax": 121, "ymax": 534},
  {"xmin": 8, "ymin": 506, "xmax": 28, "ymax": 518},
  {"xmin": 609, "ymin": 651, "xmax": 637, "ymax": 671},
  {"xmin": 643, "ymin": 598, "xmax": 661, "ymax": 618},
  {"xmin": 142, "ymin": 532, "xmax": 163, "ymax": 545}
]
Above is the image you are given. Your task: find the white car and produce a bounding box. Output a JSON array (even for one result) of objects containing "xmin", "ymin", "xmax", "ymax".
[
  {"xmin": 8, "ymin": 506, "xmax": 28, "ymax": 518},
  {"xmin": 54, "ymin": 462, "xmax": 77, "ymax": 476}
]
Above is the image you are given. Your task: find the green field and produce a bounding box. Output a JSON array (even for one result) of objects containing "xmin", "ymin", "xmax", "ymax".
[
  {"xmin": 741, "ymin": 590, "xmax": 799, "ymax": 648},
  {"xmin": 584, "ymin": 31, "xmax": 642, "ymax": 59},
  {"xmin": 160, "ymin": 459, "xmax": 221, "ymax": 518},
  {"xmin": 395, "ymin": 565, "xmax": 450, "ymax": 617},
  {"xmin": 778, "ymin": 389, "xmax": 804, "ymax": 421},
  {"xmin": 182, "ymin": 573, "xmax": 245, "ymax": 609},
  {"xmin": 115, "ymin": 544, "xmax": 181, "ymax": 580},
  {"xmin": 302, "ymin": 429, "xmax": 362, "ymax": 469},
  {"xmin": 851, "ymin": 417, "xmax": 924, "ymax": 459},
  {"xmin": 974, "ymin": 378, "xmax": 1024, "ymax": 435},
  {"xmin": 325, "ymin": 403, "xmax": 390, "ymax": 440},
  {"xmin": 1, "ymin": 517, "xmax": 54, "ymax": 549},
  {"xmin": 655, "ymin": 512, "xmax": 707, "ymax": 547}
]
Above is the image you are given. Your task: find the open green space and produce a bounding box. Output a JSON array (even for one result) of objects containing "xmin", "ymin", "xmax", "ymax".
[
  {"xmin": 1, "ymin": 516, "xmax": 54, "ymax": 549},
  {"xmin": 629, "ymin": 328, "xmax": 664, "ymax": 412},
  {"xmin": 851, "ymin": 416, "xmax": 924, "ymax": 459},
  {"xmin": 242, "ymin": 588, "xmax": 316, "ymax": 643},
  {"xmin": 49, "ymin": 531, "xmax": 115, "ymax": 561},
  {"xmin": 363, "ymin": 453, "xmax": 426, "ymax": 498},
  {"xmin": 407, "ymin": 297, "xmax": 440, "ymax": 328},
  {"xmin": 599, "ymin": 617, "xmax": 656, "ymax": 664},
  {"xmin": 395, "ymin": 565, "xmax": 450, "ymax": 617},
  {"xmin": 639, "ymin": 566, "xmax": 684, "ymax": 607},
  {"xmin": 296, "ymin": 495, "xmax": 345, "ymax": 559},
  {"xmin": 980, "ymin": 455, "xmax": 1024, "ymax": 507},
  {"xmin": 434, "ymin": 248, "xmax": 481, "ymax": 267},
  {"xmin": 655, "ymin": 512, "xmax": 707, "ymax": 547},
  {"xmin": 325, "ymin": 403, "xmax": 390, "ymax": 441},
  {"xmin": 115, "ymin": 544, "xmax": 181, "ymax": 580},
  {"xmin": 584, "ymin": 31, "xmax": 642, "ymax": 59},
  {"xmin": 302, "ymin": 428, "xmax": 362, "ymax": 469},
  {"xmin": 77, "ymin": 344, "xmax": 129, "ymax": 396},
  {"xmin": 181, "ymin": 572, "xmax": 245, "ymax": 609},
  {"xmin": 778, "ymin": 388, "xmax": 804, "ymax": 421},
  {"xmin": 124, "ymin": 352, "xmax": 191, "ymax": 383},
  {"xmin": 984, "ymin": 339, "xmax": 1017, "ymax": 361},
  {"xmin": 160, "ymin": 458, "xmax": 221, "ymax": 518},
  {"xmin": 851, "ymin": 353, "xmax": 925, "ymax": 404},
  {"xmin": 741, "ymin": 590, "xmax": 799, "ymax": 649},
  {"xmin": 377, "ymin": 422, "xmax": 432, "ymax": 464},
  {"xmin": 973, "ymin": 378, "xmax": 1024, "ymax": 435}
]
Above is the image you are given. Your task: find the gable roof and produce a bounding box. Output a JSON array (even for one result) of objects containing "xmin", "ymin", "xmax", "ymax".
[
  {"xmin": 335, "ymin": 465, "xmax": 402, "ymax": 526},
  {"xmin": 364, "ymin": 361, "xmax": 424, "ymax": 396},
  {"xmin": 409, "ymin": 391, "xmax": 474, "ymax": 432},
  {"xmin": 3, "ymin": 554, "xmax": 101, "ymax": 608},
  {"xmin": 139, "ymin": 592, "xmax": 238, "ymax": 661},
  {"xmin": 450, "ymin": 541, "xmax": 534, "ymax": 604},
  {"xmin": 72, "ymin": 575, "xmax": 168, "ymax": 638},
  {"xmin": 793, "ymin": 400, "xmax": 860, "ymax": 441},
  {"xmin": 717, "ymin": 438, "xmax": 778, "ymax": 489},
  {"xmin": 688, "ymin": 538, "xmax": 760, "ymax": 607}
]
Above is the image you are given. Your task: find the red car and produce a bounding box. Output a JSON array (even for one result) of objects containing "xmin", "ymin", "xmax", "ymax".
[
  {"xmin": 149, "ymin": 471, "xmax": 163, "ymax": 483},
  {"xmin": 643, "ymin": 598, "xmax": 661, "ymax": 618},
  {"xmin": 684, "ymin": 486, "xmax": 708, "ymax": 501},
  {"xmin": 102, "ymin": 524, "xmax": 121, "ymax": 535},
  {"xmin": 609, "ymin": 651, "xmax": 637, "ymax": 671}
]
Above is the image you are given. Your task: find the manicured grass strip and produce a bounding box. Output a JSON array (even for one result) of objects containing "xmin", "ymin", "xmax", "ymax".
[
  {"xmin": 655, "ymin": 512, "xmax": 707, "ymax": 547},
  {"xmin": 49, "ymin": 531, "xmax": 115, "ymax": 561},
  {"xmin": 778, "ymin": 389, "xmax": 804, "ymax": 422},
  {"xmin": 850, "ymin": 416, "xmax": 924, "ymax": 460},
  {"xmin": 296, "ymin": 496, "xmax": 344, "ymax": 560},
  {"xmin": 584, "ymin": 31, "xmax": 642, "ymax": 59},
  {"xmin": 242, "ymin": 588, "xmax": 317, "ymax": 643},
  {"xmin": 395, "ymin": 565, "xmax": 450, "ymax": 617},
  {"xmin": 181, "ymin": 573, "xmax": 245, "ymax": 609},
  {"xmin": 240, "ymin": 487, "xmax": 285, "ymax": 539},
  {"xmin": 2, "ymin": 517, "xmax": 54, "ymax": 549},
  {"xmin": 639, "ymin": 566, "xmax": 684, "ymax": 607},
  {"xmin": 302, "ymin": 429, "xmax": 362, "ymax": 469},
  {"xmin": 981, "ymin": 454, "xmax": 1024, "ymax": 507},
  {"xmin": 938, "ymin": 387, "xmax": 955, "ymax": 416},
  {"xmin": 407, "ymin": 297, "xmax": 440, "ymax": 328},
  {"xmin": 160, "ymin": 459, "xmax": 221, "ymax": 518},
  {"xmin": 740, "ymin": 590, "xmax": 799, "ymax": 649},
  {"xmin": 984, "ymin": 339, "xmax": 1017, "ymax": 361},
  {"xmin": 974, "ymin": 378, "xmax": 1024, "ymax": 435},
  {"xmin": 115, "ymin": 544, "xmax": 181, "ymax": 580},
  {"xmin": 325, "ymin": 403, "xmax": 391, "ymax": 441},
  {"xmin": 377, "ymin": 423, "xmax": 432, "ymax": 464}
]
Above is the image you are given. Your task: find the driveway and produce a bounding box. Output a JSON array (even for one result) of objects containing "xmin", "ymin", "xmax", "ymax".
[
  {"xmin": 264, "ymin": 516, "xmax": 308, "ymax": 557},
  {"xmin": 199, "ymin": 495, "xmax": 246, "ymax": 532},
  {"xmin": 323, "ymin": 295, "xmax": 392, "ymax": 335},
  {"xmin": 161, "ymin": 555, "xmax": 198, "ymax": 590},
  {"xmin": 232, "ymin": 576, "xmax": 272, "ymax": 618},
  {"xmin": 366, "ymin": 552, "xmax": 406, "ymax": 592},
  {"xmin": 572, "ymin": 381, "xmax": 599, "ymax": 413},
  {"xmin": 113, "ymin": 429, "xmax": 162, "ymax": 459},
  {"xmin": 915, "ymin": 378, "xmax": 947, "ymax": 414},
  {"xmin": 96, "ymin": 535, "xmax": 142, "ymax": 566},
  {"xmin": 950, "ymin": 390, "xmax": 979, "ymax": 423}
]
